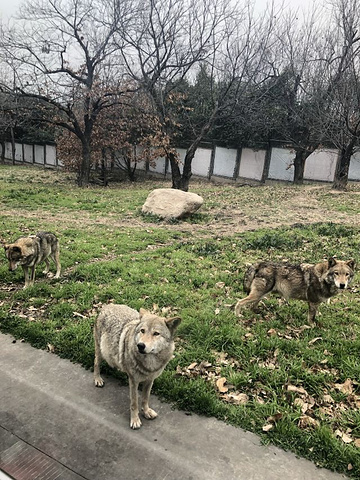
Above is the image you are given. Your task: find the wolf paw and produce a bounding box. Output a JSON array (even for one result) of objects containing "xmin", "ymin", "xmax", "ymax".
[
  {"xmin": 234, "ymin": 303, "xmax": 241, "ymax": 316},
  {"xmin": 143, "ymin": 408, "xmax": 158, "ymax": 420},
  {"xmin": 94, "ymin": 377, "xmax": 105, "ymax": 387},
  {"xmin": 130, "ymin": 416, "xmax": 142, "ymax": 429}
]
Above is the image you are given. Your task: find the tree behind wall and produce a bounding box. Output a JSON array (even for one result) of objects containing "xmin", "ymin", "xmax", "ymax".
[{"xmin": 117, "ymin": 0, "xmax": 281, "ymax": 191}]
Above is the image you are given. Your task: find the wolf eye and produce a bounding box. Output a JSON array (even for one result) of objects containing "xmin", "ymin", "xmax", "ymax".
[
  {"xmin": 140, "ymin": 328, "xmax": 145, "ymax": 334},
  {"xmin": 153, "ymin": 332, "xmax": 160, "ymax": 336}
]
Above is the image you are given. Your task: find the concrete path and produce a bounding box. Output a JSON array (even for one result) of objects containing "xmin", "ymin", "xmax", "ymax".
[{"xmin": 0, "ymin": 333, "xmax": 346, "ymax": 480}]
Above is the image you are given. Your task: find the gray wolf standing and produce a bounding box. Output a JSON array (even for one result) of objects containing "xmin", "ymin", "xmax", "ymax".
[
  {"xmin": 93, "ymin": 304, "xmax": 181, "ymax": 429},
  {"xmin": 4, "ymin": 231, "xmax": 61, "ymax": 288},
  {"xmin": 235, "ymin": 258, "xmax": 355, "ymax": 322}
]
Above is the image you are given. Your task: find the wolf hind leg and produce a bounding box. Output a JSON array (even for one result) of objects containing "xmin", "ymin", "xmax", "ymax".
[
  {"xmin": 235, "ymin": 278, "xmax": 271, "ymax": 316},
  {"xmin": 43, "ymin": 258, "xmax": 50, "ymax": 275},
  {"xmin": 141, "ymin": 379, "xmax": 157, "ymax": 420},
  {"xmin": 308, "ymin": 302, "xmax": 320, "ymax": 324}
]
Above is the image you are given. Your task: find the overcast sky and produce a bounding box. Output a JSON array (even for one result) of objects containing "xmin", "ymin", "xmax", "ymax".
[{"xmin": 0, "ymin": 0, "xmax": 318, "ymax": 21}]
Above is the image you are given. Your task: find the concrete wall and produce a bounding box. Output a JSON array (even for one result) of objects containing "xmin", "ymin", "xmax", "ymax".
[
  {"xmin": 5, "ymin": 139, "xmax": 360, "ymax": 185},
  {"xmin": 349, "ymin": 151, "xmax": 360, "ymax": 180},
  {"xmin": 213, "ymin": 147, "xmax": 237, "ymax": 178},
  {"xmin": 304, "ymin": 149, "xmax": 338, "ymax": 182},
  {"xmin": 268, "ymin": 148, "xmax": 294, "ymax": 182},
  {"xmin": 239, "ymin": 148, "xmax": 266, "ymax": 181},
  {"xmin": 3, "ymin": 142, "xmax": 58, "ymax": 166}
]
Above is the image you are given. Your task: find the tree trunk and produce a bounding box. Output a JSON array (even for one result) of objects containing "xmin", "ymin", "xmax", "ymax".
[
  {"xmin": 0, "ymin": 141, "xmax": 5, "ymax": 163},
  {"xmin": 10, "ymin": 127, "xmax": 15, "ymax": 165},
  {"xmin": 293, "ymin": 148, "xmax": 314, "ymax": 184},
  {"xmin": 169, "ymin": 151, "xmax": 182, "ymax": 189},
  {"xmin": 171, "ymin": 108, "xmax": 218, "ymax": 191},
  {"xmin": 101, "ymin": 147, "xmax": 108, "ymax": 186},
  {"xmin": 333, "ymin": 137, "xmax": 356, "ymax": 191},
  {"xmin": 78, "ymin": 140, "xmax": 91, "ymax": 186}
]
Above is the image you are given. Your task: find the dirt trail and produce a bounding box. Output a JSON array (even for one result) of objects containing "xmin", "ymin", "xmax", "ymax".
[{"xmin": 2, "ymin": 183, "xmax": 359, "ymax": 240}]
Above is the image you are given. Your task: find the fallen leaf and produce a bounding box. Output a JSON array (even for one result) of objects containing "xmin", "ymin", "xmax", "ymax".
[
  {"xmin": 267, "ymin": 328, "xmax": 277, "ymax": 336},
  {"xmin": 334, "ymin": 378, "xmax": 353, "ymax": 395},
  {"xmin": 308, "ymin": 337, "xmax": 322, "ymax": 345},
  {"xmin": 287, "ymin": 385, "xmax": 308, "ymax": 395},
  {"xmin": 187, "ymin": 362, "xmax": 198, "ymax": 370},
  {"xmin": 335, "ymin": 429, "xmax": 353, "ymax": 444},
  {"xmin": 354, "ymin": 439, "xmax": 360, "ymax": 448},
  {"xmin": 262, "ymin": 423, "xmax": 274, "ymax": 432},
  {"xmin": 47, "ymin": 343, "xmax": 55, "ymax": 353},
  {"xmin": 298, "ymin": 415, "xmax": 319, "ymax": 429},
  {"xmin": 294, "ymin": 398, "xmax": 310, "ymax": 414},
  {"xmin": 223, "ymin": 392, "xmax": 249, "ymax": 405},
  {"xmin": 267, "ymin": 412, "xmax": 283, "ymax": 423},
  {"xmin": 322, "ymin": 394, "xmax": 334, "ymax": 404},
  {"xmin": 216, "ymin": 377, "xmax": 229, "ymax": 393},
  {"xmin": 215, "ymin": 282, "xmax": 225, "ymax": 289}
]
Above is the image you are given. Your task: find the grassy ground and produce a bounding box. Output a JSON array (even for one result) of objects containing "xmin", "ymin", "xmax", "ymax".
[{"xmin": 1, "ymin": 165, "xmax": 360, "ymax": 477}]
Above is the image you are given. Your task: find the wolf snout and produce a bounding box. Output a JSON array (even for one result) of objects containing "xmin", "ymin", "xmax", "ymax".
[
  {"xmin": 339, "ymin": 283, "xmax": 346, "ymax": 289},
  {"xmin": 137, "ymin": 342, "xmax": 146, "ymax": 354}
]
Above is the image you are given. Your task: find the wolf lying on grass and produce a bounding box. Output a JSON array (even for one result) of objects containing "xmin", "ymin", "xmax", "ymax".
[
  {"xmin": 93, "ymin": 304, "xmax": 181, "ymax": 429},
  {"xmin": 235, "ymin": 258, "xmax": 355, "ymax": 323},
  {"xmin": 4, "ymin": 231, "xmax": 61, "ymax": 288}
]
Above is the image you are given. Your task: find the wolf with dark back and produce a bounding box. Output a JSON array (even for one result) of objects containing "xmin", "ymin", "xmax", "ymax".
[
  {"xmin": 93, "ymin": 304, "xmax": 181, "ymax": 429},
  {"xmin": 235, "ymin": 258, "xmax": 355, "ymax": 323},
  {"xmin": 4, "ymin": 231, "xmax": 61, "ymax": 288}
]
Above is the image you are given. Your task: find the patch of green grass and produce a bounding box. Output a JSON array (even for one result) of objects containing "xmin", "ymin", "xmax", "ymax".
[{"xmin": 1, "ymin": 165, "xmax": 360, "ymax": 477}]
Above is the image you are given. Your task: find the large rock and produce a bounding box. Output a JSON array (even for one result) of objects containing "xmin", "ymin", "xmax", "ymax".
[{"xmin": 142, "ymin": 188, "xmax": 204, "ymax": 220}]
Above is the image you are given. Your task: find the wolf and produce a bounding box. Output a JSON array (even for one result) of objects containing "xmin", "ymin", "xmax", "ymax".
[
  {"xmin": 234, "ymin": 258, "xmax": 355, "ymax": 323},
  {"xmin": 93, "ymin": 304, "xmax": 181, "ymax": 429},
  {"xmin": 3, "ymin": 231, "xmax": 61, "ymax": 288}
]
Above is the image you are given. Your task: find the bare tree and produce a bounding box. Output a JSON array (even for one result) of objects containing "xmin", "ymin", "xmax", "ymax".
[
  {"xmin": 324, "ymin": 0, "xmax": 360, "ymax": 190},
  {"xmin": 0, "ymin": 0, "xmax": 134, "ymax": 186},
  {"xmin": 116, "ymin": 0, "xmax": 278, "ymax": 191}
]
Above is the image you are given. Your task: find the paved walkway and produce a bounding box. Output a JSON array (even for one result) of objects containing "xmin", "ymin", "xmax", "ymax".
[{"xmin": 0, "ymin": 333, "xmax": 346, "ymax": 480}]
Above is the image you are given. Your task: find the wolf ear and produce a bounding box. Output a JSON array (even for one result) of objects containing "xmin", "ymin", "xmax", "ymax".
[
  {"xmin": 328, "ymin": 257, "xmax": 337, "ymax": 268},
  {"xmin": 139, "ymin": 308, "xmax": 149, "ymax": 319},
  {"xmin": 3, "ymin": 244, "xmax": 9, "ymax": 251},
  {"xmin": 347, "ymin": 260, "xmax": 355, "ymax": 270},
  {"xmin": 165, "ymin": 317, "xmax": 181, "ymax": 335}
]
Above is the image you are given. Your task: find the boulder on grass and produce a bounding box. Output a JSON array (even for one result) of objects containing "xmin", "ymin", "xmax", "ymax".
[{"xmin": 142, "ymin": 188, "xmax": 203, "ymax": 220}]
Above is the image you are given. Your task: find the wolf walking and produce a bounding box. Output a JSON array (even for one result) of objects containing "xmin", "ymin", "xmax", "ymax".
[
  {"xmin": 4, "ymin": 231, "xmax": 61, "ymax": 288},
  {"xmin": 235, "ymin": 258, "xmax": 355, "ymax": 322}
]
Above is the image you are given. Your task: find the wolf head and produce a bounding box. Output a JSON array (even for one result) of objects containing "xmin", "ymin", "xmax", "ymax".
[
  {"xmin": 326, "ymin": 258, "xmax": 355, "ymax": 290},
  {"xmin": 4, "ymin": 244, "xmax": 23, "ymax": 271},
  {"xmin": 135, "ymin": 309, "xmax": 181, "ymax": 355}
]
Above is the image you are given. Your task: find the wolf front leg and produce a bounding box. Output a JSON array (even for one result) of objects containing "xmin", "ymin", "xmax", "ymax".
[
  {"xmin": 22, "ymin": 266, "xmax": 30, "ymax": 288},
  {"xmin": 308, "ymin": 302, "xmax": 320, "ymax": 324},
  {"xmin": 93, "ymin": 327, "xmax": 105, "ymax": 388},
  {"xmin": 128, "ymin": 375, "xmax": 141, "ymax": 429},
  {"xmin": 141, "ymin": 378, "xmax": 158, "ymax": 420},
  {"xmin": 53, "ymin": 249, "xmax": 61, "ymax": 278}
]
